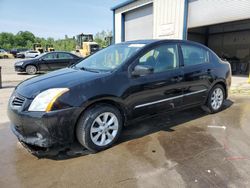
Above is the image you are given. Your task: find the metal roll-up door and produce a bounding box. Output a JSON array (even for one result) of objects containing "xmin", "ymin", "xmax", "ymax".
[
  {"xmin": 188, "ymin": 0, "xmax": 250, "ymax": 28},
  {"xmin": 124, "ymin": 3, "xmax": 153, "ymax": 41}
]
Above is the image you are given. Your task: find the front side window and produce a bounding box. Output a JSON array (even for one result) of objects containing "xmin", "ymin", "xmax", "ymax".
[
  {"xmin": 181, "ymin": 45, "xmax": 209, "ymax": 66},
  {"xmin": 138, "ymin": 44, "xmax": 179, "ymax": 73},
  {"xmin": 75, "ymin": 44, "xmax": 144, "ymax": 71},
  {"xmin": 43, "ymin": 53, "xmax": 57, "ymax": 60}
]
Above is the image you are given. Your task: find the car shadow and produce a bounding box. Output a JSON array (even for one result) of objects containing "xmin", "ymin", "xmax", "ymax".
[
  {"xmin": 1, "ymin": 85, "xmax": 16, "ymax": 89},
  {"xmin": 17, "ymin": 72, "xmax": 44, "ymax": 75},
  {"xmin": 35, "ymin": 99, "xmax": 234, "ymax": 160}
]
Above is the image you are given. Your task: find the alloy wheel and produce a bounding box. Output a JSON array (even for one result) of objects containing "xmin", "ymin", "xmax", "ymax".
[
  {"xmin": 211, "ymin": 87, "xmax": 224, "ymax": 110},
  {"xmin": 26, "ymin": 65, "xmax": 37, "ymax": 75},
  {"xmin": 90, "ymin": 112, "xmax": 119, "ymax": 146}
]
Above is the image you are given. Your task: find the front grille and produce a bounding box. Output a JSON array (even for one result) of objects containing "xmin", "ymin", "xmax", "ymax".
[{"xmin": 12, "ymin": 96, "xmax": 25, "ymax": 107}]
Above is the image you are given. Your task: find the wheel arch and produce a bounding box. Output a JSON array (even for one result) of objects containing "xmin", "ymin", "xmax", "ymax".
[
  {"xmin": 210, "ymin": 79, "xmax": 228, "ymax": 99},
  {"xmin": 74, "ymin": 98, "xmax": 128, "ymax": 135},
  {"xmin": 25, "ymin": 64, "xmax": 39, "ymax": 71}
]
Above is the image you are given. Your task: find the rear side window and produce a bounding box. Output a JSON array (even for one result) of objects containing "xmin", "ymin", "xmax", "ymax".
[
  {"xmin": 181, "ymin": 45, "xmax": 209, "ymax": 66},
  {"xmin": 58, "ymin": 53, "xmax": 74, "ymax": 59}
]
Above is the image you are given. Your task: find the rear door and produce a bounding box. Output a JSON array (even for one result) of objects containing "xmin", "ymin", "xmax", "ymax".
[
  {"xmin": 180, "ymin": 43, "xmax": 214, "ymax": 106},
  {"xmin": 127, "ymin": 43, "xmax": 184, "ymax": 118},
  {"xmin": 57, "ymin": 52, "xmax": 75, "ymax": 68}
]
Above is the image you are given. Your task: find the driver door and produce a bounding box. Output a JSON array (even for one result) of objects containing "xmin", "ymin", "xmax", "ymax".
[
  {"xmin": 126, "ymin": 43, "xmax": 185, "ymax": 118},
  {"xmin": 39, "ymin": 53, "xmax": 59, "ymax": 71}
]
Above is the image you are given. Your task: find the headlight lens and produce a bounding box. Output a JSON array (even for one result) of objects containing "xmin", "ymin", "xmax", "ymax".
[
  {"xmin": 15, "ymin": 62, "xmax": 24, "ymax": 66},
  {"xmin": 28, "ymin": 88, "xmax": 69, "ymax": 112}
]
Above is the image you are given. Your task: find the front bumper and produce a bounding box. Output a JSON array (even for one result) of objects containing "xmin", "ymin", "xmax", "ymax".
[
  {"xmin": 15, "ymin": 66, "xmax": 25, "ymax": 72},
  {"xmin": 8, "ymin": 102, "xmax": 82, "ymax": 148}
]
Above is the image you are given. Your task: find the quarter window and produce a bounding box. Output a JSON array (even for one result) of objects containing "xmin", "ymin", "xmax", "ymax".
[
  {"xmin": 181, "ymin": 45, "xmax": 209, "ymax": 66},
  {"xmin": 139, "ymin": 44, "xmax": 179, "ymax": 73}
]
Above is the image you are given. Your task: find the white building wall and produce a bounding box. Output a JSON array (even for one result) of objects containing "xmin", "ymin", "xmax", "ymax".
[
  {"xmin": 153, "ymin": 0, "xmax": 186, "ymax": 39},
  {"xmin": 114, "ymin": 0, "xmax": 153, "ymax": 43},
  {"xmin": 114, "ymin": 0, "xmax": 186, "ymax": 43},
  {"xmin": 188, "ymin": 0, "xmax": 250, "ymax": 28}
]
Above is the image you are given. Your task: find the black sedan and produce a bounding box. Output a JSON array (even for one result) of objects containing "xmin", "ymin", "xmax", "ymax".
[
  {"xmin": 14, "ymin": 51, "xmax": 82, "ymax": 75},
  {"xmin": 8, "ymin": 40, "xmax": 231, "ymax": 153}
]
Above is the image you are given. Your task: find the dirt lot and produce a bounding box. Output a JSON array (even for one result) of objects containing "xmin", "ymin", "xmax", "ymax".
[
  {"xmin": 1, "ymin": 59, "xmax": 250, "ymax": 188},
  {"xmin": 0, "ymin": 59, "xmax": 34, "ymax": 85}
]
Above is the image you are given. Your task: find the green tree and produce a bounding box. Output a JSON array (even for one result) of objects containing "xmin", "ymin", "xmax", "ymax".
[
  {"xmin": 0, "ymin": 30, "xmax": 112, "ymax": 52},
  {"xmin": 0, "ymin": 32, "xmax": 15, "ymax": 50},
  {"xmin": 94, "ymin": 30, "xmax": 112, "ymax": 48},
  {"xmin": 15, "ymin": 31, "xmax": 36, "ymax": 48}
]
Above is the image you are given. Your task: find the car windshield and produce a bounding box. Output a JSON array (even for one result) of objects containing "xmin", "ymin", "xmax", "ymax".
[
  {"xmin": 75, "ymin": 43, "xmax": 145, "ymax": 71},
  {"xmin": 35, "ymin": 53, "xmax": 47, "ymax": 59}
]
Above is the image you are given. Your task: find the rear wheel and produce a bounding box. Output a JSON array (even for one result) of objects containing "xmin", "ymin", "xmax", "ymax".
[
  {"xmin": 25, "ymin": 65, "xmax": 37, "ymax": 75},
  {"xmin": 206, "ymin": 84, "xmax": 225, "ymax": 113},
  {"xmin": 76, "ymin": 105, "xmax": 123, "ymax": 152}
]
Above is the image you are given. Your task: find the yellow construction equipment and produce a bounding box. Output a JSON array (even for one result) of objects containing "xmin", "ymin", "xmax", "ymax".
[
  {"xmin": 46, "ymin": 44, "xmax": 55, "ymax": 52},
  {"xmin": 76, "ymin": 34, "xmax": 100, "ymax": 57},
  {"xmin": 33, "ymin": 43, "xmax": 44, "ymax": 53}
]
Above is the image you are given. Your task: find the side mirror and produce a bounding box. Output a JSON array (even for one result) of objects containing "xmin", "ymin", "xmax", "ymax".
[{"xmin": 132, "ymin": 65, "xmax": 154, "ymax": 77}]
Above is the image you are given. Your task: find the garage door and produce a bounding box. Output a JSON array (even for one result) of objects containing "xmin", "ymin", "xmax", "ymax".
[
  {"xmin": 124, "ymin": 4, "xmax": 153, "ymax": 41},
  {"xmin": 188, "ymin": 0, "xmax": 250, "ymax": 28}
]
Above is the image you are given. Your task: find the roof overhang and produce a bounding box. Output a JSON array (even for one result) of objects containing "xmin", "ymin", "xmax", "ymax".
[{"xmin": 111, "ymin": 0, "xmax": 136, "ymax": 11}]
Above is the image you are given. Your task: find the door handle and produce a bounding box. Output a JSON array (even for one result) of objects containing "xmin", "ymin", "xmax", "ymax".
[{"xmin": 206, "ymin": 69, "xmax": 212, "ymax": 73}]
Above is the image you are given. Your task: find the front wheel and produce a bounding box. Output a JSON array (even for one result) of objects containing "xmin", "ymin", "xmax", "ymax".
[
  {"xmin": 206, "ymin": 84, "xmax": 225, "ymax": 113},
  {"xmin": 76, "ymin": 105, "xmax": 123, "ymax": 152},
  {"xmin": 25, "ymin": 65, "xmax": 37, "ymax": 75}
]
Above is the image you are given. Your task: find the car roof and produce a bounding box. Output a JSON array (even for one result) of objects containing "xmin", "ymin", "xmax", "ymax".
[
  {"xmin": 120, "ymin": 39, "xmax": 199, "ymax": 45},
  {"xmin": 47, "ymin": 51, "xmax": 72, "ymax": 53},
  {"xmin": 119, "ymin": 39, "xmax": 209, "ymax": 50}
]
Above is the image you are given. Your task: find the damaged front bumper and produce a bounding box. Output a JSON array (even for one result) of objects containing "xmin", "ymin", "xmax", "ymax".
[{"xmin": 8, "ymin": 106, "xmax": 82, "ymax": 149}]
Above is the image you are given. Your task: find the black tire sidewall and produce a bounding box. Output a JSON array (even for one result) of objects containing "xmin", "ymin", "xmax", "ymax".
[
  {"xmin": 76, "ymin": 105, "xmax": 123, "ymax": 152},
  {"xmin": 207, "ymin": 84, "xmax": 225, "ymax": 113}
]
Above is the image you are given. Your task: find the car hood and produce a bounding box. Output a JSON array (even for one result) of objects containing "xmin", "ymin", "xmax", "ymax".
[
  {"xmin": 16, "ymin": 67, "xmax": 108, "ymax": 99},
  {"xmin": 15, "ymin": 58, "xmax": 35, "ymax": 65}
]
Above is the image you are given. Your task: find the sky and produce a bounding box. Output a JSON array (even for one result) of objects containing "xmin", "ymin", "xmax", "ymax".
[{"xmin": 0, "ymin": 0, "xmax": 126, "ymax": 39}]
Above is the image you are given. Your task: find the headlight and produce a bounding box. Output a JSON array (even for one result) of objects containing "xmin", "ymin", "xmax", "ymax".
[
  {"xmin": 28, "ymin": 88, "xmax": 69, "ymax": 112},
  {"xmin": 15, "ymin": 62, "xmax": 24, "ymax": 66}
]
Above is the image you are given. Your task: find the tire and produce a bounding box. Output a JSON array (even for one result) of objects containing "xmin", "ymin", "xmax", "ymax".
[
  {"xmin": 25, "ymin": 65, "xmax": 37, "ymax": 75},
  {"xmin": 76, "ymin": 104, "xmax": 123, "ymax": 152},
  {"xmin": 3, "ymin": 55, "xmax": 8, "ymax": 59},
  {"xmin": 206, "ymin": 84, "xmax": 225, "ymax": 113}
]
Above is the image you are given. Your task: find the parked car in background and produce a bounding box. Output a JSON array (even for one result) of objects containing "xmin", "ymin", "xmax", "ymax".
[
  {"xmin": 18, "ymin": 50, "xmax": 40, "ymax": 58},
  {"xmin": 0, "ymin": 49, "xmax": 14, "ymax": 58},
  {"xmin": 14, "ymin": 51, "xmax": 83, "ymax": 74},
  {"xmin": 10, "ymin": 48, "xmax": 29, "ymax": 58},
  {"xmin": 8, "ymin": 40, "xmax": 231, "ymax": 154}
]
